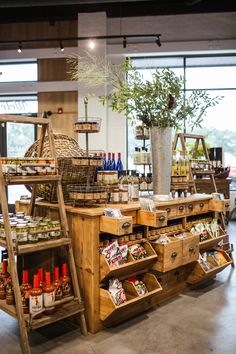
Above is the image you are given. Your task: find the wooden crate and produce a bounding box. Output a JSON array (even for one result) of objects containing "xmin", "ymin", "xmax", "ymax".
[
  {"xmin": 151, "ymin": 237, "xmax": 183, "ymax": 272},
  {"xmin": 137, "ymin": 210, "xmax": 167, "ymax": 228},
  {"xmin": 100, "ymin": 273, "xmax": 162, "ymax": 323},
  {"xmin": 100, "ymin": 215, "xmax": 133, "ymax": 235},
  {"xmin": 157, "ymin": 205, "xmax": 177, "ymax": 219},
  {"xmin": 199, "ymin": 227, "xmax": 226, "ymax": 250},
  {"xmin": 99, "ymin": 241, "xmax": 157, "ymax": 282},
  {"xmin": 187, "ymin": 250, "xmax": 232, "ymax": 284},
  {"xmin": 182, "ymin": 233, "xmax": 199, "ymax": 265},
  {"xmin": 209, "ymin": 198, "xmax": 230, "ymax": 212}
]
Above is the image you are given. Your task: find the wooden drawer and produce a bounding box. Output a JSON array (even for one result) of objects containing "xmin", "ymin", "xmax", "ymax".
[
  {"xmin": 121, "ymin": 210, "xmax": 137, "ymax": 225},
  {"xmin": 194, "ymin": 200, "xmax": 209, "ymax": 213},
  {"xmin": 167, "ymin": 266, "xmax": 186, "ymax": 286},
  {"xmin": 186, "ymin": 202, "xmax": 196, "ymax": 216},
  {"xmin": 100, "ymin": 273, "xmax": 162, "ymax": 323},
  {"xmin": 182, "ymin": 233, "xmax": 199, "ymax": 265},
  {"xmin": 100, "ymin": 215, "xmax": 133, "ymax": 235},
  {"xmin": 187, "ymin": 250, "xmax": 232, "ymax": 284},
  {"xmin": 99, "ymin": 241, "xmax": 157, "ymax": 282},
  {"xmin": 137, "ymin": 210, "xmax": 167, "ymax": 228},
  {"xmin": 199, "ymin": 227, "xmax": 225, "ymax": 250},
  {"xmin": 157, "ymin": 205, "xmax": 177, "ymax": 219},
  {"xmin": 209, "ymin": 199, "xmax": 230, "ymax": 212},
  {"xmin": 176, "ymin": 204, "xmax": 186, "ymax": 216},
  {"xmin": 151, "ymin": 238, "xmax": 183, "ymax": 272}
]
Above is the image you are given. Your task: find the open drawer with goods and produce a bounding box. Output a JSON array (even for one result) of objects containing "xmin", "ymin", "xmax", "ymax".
[
  {"xmin": 100, "ymin": 273, "xmax": 162, "ymax": 324},
  {"xmin": 187, "ymin": 218, "xmax": 226, "ymax": 250},
  {"xmin": 99, "ymin": 208, "xmax": 133, "ymax": 235},
  {"xmin": 187, "ymin": 249, "xmax": 232, "ymax": 284},
  {"xmin": 99, "ymin": 235, "xmax": 157, "ymax": 282}
]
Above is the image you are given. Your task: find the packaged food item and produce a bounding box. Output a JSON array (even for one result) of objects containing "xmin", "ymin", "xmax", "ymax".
[
  {"xmin": 118, "ymin": 243, "xmax": 128, "ymax": 263},
  {"xmin": 128, "ymin": 276, "xmax": 148, "ymax": 296},
  {"xmin": 199, "ymin": 253, "xmax": 215, "ymax": 271},
  {"xmin": 108, "ymin": 278, "xmax": 126, "ymax": 306},
  {"xmin": 102, "ymin": 240, "xmax": 123, "ymax": 267},
  {"xmin": 208, "ymin": 251, "xmax": 227, "ymax": 266},
  {"xmin": 153, "ymin": 235, "xmax": 170, "ymax": 244},
  {"xmin": 129, "ymin": 243, "xmax": 149, "ymax": 260}
]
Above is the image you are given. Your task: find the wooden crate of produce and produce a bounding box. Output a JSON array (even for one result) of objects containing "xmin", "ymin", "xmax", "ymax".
[
  {"xmin": 100, "ymin": 215, "xmax": 133, "ymax": 235},
  {"xmin": 187, "ymin": 250, "xmax": 232, "ymax": 284},
  {"xmin": 100, "ymin": 273, "xmax": 162, "ymax": 324},
  {"xmin": 151, "ymin": 237, "xmax": 183, "ymax": 272},
  {"xmin": 99, "ymin": 241, "xmax": 157, "ymax": 282},
  {"xmin": 137, "ymin": 210, "xmax": 167, "ymax": 227}
]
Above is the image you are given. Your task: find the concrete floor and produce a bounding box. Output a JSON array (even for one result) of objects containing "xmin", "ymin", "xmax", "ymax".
[{"xmin": 1, "ymin": 223, "xmax": 235, "ymax": 354}]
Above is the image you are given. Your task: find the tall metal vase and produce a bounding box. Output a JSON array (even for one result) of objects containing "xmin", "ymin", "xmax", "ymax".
[{"xmin": 151, "ymin": 126, "xmax": 172, "ymax": 195}]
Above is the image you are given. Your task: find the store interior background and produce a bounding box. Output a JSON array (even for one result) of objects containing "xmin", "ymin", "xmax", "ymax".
[{"xmin": 0, "ymin": 0, "xmax": 236, "ymax": 207}]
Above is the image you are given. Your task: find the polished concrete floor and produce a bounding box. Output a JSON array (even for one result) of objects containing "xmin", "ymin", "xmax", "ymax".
[{"xmin": 1, "ymin": 223, "xmax": 235, "ymax": 354}]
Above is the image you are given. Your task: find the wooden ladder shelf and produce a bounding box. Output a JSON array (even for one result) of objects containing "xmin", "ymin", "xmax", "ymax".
[{"xmin": 0, "ymin": 114, "xmax": 87, "ymax": 354}]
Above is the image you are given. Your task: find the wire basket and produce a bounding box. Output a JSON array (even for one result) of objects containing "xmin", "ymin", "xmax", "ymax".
[
  {"xmin": 24, "ymin": 134, "xmax": 97, "ymax": 202},
  {"xmin": 67, "ymin": 184, "xmax": 109, "ymax": 204},
  {"xmin": 73, "ymin": 117, "xmax": 101, "ymax": 133}
]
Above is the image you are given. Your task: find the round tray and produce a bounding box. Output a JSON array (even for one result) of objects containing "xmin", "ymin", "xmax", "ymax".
[{"xmin": 73, "ymin": 118, "xmax": 101, "ymax": 133}]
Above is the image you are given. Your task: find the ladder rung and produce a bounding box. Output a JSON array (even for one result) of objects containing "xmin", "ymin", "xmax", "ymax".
[{"xmin": 0, "ymin": 115, "xmax": 50, "ymax": 125}]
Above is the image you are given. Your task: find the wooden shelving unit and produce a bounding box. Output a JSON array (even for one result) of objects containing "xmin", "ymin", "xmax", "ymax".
[{"xmin": 0, "ymin": 114, "xmax": 87, "ymax": 354}]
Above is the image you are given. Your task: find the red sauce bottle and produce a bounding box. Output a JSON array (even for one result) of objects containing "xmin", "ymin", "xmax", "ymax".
[
  {"xmin": 38, "ymin": 267, "xmax": 45, "ymax": 289},
  {"xmin": 6, "ymin": 276, "xmax": 15, "ymax": 305},
  {"xmin": 60, "ymin": 263, "xmax": 71, "ymax": 298},
  {"xmin": 43, "ymin": 271, "xmax": 55, "ymax": 315},
  {"xmin": 29, "ymin": 274, "xmax": 43, "ymax": 317},
  {"xmin": 20, "ymin": 270, "xmax": 32, "ymax": 314},
  {"xmin": 53, "ymin": 267, "xmax": 63, "ymax": 308},
  {"xmin": 0, "ymin": 260, "xmax": 10, "ymax": 300}
]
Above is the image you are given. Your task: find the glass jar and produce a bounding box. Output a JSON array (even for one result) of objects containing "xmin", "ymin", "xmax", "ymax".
[
  {"xmin": 110, "ymin": 188, "xmax": 120, "ymax": 204},
  {"xmin": 16, "ymin": 224, "xmax": 28, "ymax": 245},
  {"xmin": 50, "ymin": 221, "xmax": 61, "ymax": 239},
  {"xmin": 120, "ymin": 188, "xmax": 128, "ymax": 204},
  {"xmin": 27, "ymin": 223, "xmax": 39, "ymax": 244},
  {"xmin": 38, "ymin": 222, "xmax": 49, "ymax": 242},
  {"xmin": 0, "ymin": 221, "xmax": 5, "ymax": 240}
]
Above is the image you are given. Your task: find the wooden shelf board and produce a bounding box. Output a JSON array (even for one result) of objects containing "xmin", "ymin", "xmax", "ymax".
[
  {"xmin": 0, "ymin": 238, "xmax": 71, "ymax": 254},
  {"xmin": 27, "ymin": 301, "xmax": 84, "ymax": 330},
  {"xmin": 0, "ymin": 115, "xmax": 50, "ymax": 125},
  {"xmin": 4, "ymin": 175, "xmax": 61, "ymax": 185}
]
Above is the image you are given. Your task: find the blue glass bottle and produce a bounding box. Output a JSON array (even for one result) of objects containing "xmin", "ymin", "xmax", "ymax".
[
  {"xmin": 110, "ymin": 153, "xmax": 116, "ymax": 170},
  {"xmin": 116, "ymin": 152, "xmax": 123, "ymax": 176}
]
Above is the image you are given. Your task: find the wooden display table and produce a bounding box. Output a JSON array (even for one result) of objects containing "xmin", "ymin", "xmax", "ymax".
[{"xmin": 16, "ymin": 195, "xmax": 232, "ymax": 334}]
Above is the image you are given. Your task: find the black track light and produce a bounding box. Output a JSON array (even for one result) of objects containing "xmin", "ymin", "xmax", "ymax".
[
  {"xmin": 156, "ymin": 35, "xmax": 161, "ymax": 47},
  {"xmin": 123, "ymin": 36, "xmax": 127, "ymax": 49},
  {"xmin": 59, "ymin": 40, "xmax": 64, "ymax": 52}
]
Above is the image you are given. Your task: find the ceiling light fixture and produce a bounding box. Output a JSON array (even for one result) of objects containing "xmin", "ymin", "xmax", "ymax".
[
  {"xmin": 123, "ymin": 36, "xmax": 127, "ymax": 49},
  {"xmin": 156, "ymin": 35, "xmax": 161, "ymax": 47},
  {"xmin": 17, "ymin": 41, "xmax": 22, "ymax": 53},
  {"xmin": 59, "ymin": 40, "xmax": 64, "ymax": 52}
]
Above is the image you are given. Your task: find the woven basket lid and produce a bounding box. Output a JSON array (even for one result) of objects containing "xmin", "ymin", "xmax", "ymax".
[{"xmin": 25, "ymin": 133, "xmax": 84, "ymax": 158}]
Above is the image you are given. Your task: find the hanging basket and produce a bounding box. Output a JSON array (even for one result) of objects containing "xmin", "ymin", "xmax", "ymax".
[{"xmin": 24, "ymin": 134, "xmax": 97, "ymax": 202}]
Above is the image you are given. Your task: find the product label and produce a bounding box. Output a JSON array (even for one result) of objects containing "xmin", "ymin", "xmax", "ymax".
[
  {"xmin": 43, "ymin": 291, "xmax": 55, "ymax": 308},
  {"xmin": 29, "ymin": 294, "xmax": 43, "ymax": 314}
]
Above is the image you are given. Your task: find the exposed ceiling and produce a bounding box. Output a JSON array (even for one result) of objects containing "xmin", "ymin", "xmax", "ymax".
[{"xmin": 0, "ymin": 0, "xmax": 236, "ymax": 23}]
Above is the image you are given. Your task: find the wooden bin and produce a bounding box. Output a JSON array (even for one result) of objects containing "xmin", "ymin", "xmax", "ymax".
[
  {"xmin": 182, "ymin": 232, "xmax": 199, "ymax": 265},
  {"xmin": 151, "ymin": 237, "xmax": 183, "ymax": 272},
  {"xmin": 99, "ymin": 241, "xmax": 157, "ymax": 282},
  {"xmin": 157, "ymin": 205, "xmax": 177, "ymax": 219},
  {"xmin": 209, "ymin": 198, "xmax": 230, "ymax": 213},
  {"xmin": 137, "ymin": 210, "xmax": 167, "ymax": 228},
  {"xmin": 100, "ymin": 215, "xmax": 133, "ymax": 235},
  {"xmin": 100, "ymin": 273, "xmax": 162, "ymax": 324},
  {"xmin": 187, "ymin": 250, "xmax": 232, "ymax": 284},
  {"xmin": 199, "ymin": 227, "xmax": 226, "ymax": 250}
]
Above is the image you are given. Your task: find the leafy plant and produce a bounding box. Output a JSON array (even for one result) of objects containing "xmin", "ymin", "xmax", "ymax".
[{"xmin": 67, "ymin": 53, "xmax": 223, "ymax": 130}]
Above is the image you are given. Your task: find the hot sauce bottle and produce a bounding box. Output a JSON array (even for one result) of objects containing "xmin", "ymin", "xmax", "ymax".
[
  {"xmin": 6, "ymin": 277, "xmax": 15, "ymax": 305},
  {"xmin": 60, "ymin": 263, "xmax": 71, "ymax": 298},
  {"xmin": 38, "ymin": 267, "xmax": 45, "ymax": 289},
  {"xmin": 29, "ymin": 274, "xmax": 43, "ymax": 317},
  {"xmin": 53, "ymin": 267, "xmax": 63, "ymax": 307},
  {"xmin": 43, "ymin": 271, "xmax": 55, "ymax": 315},
  {"xmin": 20, "ymin": 270, "xmax": 32, "ymax": 314},
  {"xmin": 0, "ymin": 260, "xmax": 10, "ymax": 300}
]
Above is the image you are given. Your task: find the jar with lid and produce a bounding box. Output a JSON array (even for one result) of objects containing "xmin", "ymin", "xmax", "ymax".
[
  {"xmin": 16, "ymin": 224, "xmax": 28, "ymax": 245},
  {"xmin": 27, "ymin": 223, "xmax": 39, "ymax": 244},
  {"xmin": 38, "ymin": 222, "xmax": 50, "ymax": 242},
  {"xmin": 110, "ymin": 188, "xmax": 120, "ymax": 204},
  {"xmin": 50, "ymin": 220, "xmax": 61, "ymax": 239},
  {"xmin": 0, "ymin": 221, "xmax": 5, "ymax": 240},
  {"xmin": 10, "ymin": 222, "xmax": 17, "ymax": 243}
]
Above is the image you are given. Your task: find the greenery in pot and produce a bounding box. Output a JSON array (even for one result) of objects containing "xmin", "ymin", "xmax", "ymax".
[{"xmin": 67, "ymin": 53, "xmax": 222, "ymax": 130}]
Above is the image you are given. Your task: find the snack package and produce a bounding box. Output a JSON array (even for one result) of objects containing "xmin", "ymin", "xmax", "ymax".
[
  {"xmin": 153, "ymin": 235, "xmax": 170, "ymax": 244},
  {"xmin": 119, "ymin": 243, "xmax": 129, "ymax": 263},
  {"xmin": 109, "ymin": 278, "xmax": 127, "ymax": 306},
  {"xmin": 102, "ymin": 240, "xmax": 123, "ymax": 267},
  {"xmin": 199, "ymin": 253, "xmax": 215, "ymax": 271},
  {"xmin": 208, "ymin": 251, "xmax": 227, "ymax": 266},
  {"xmin": 128, "ymin": 276, "xmax": 148, "ymax": 297},
  {"xmin": 210, "ymin": 219, "xmax": 220, "ymax": 238},
  {"xmin": 129, "ymin": 243, "xmax": 149, "ymax": 260}
]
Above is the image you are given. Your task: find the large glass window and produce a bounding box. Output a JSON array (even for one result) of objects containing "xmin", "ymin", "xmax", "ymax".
[{"xmin": 129, "ymin": 54, "xmax": 236, "ymax": 190}]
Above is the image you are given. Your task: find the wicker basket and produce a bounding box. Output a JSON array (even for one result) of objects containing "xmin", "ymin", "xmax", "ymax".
[{"xmin": 24, "ymin": 134, "xmax": 97, "ymax": 202}]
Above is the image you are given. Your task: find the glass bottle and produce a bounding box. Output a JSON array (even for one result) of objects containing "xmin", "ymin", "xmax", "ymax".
[
  {"xmin": 116, "ymin": 152, "xmax": 123, "ymax": 177},
  {"xmin": 105, "ymin": 152, "xmax": 111, "ymax": 171},
  {"xmin": 29, "ymin": 274, "xmax": 43, "ymax": 317},
  {"xmin": 130, "ymin": 171, "xmax": 139, "ymax": 201},
  {"xmin": 53, "ymin": 267, "xmax": 63, "ymax": 308},
  {"xmin": 38, "ymin": 267, "xmax": 45, "ymax": 288},
  {"xmin": 20, "ymin": 270, "xmax": 32, "ymax": 314},
  {"xmin": 0, "ymin": 260, "xmax": 10, "ymax": 300},
  {"xmin": 110, "ymin": 153, "xmax": 116, "ymax": 170},
  {"xmin": 43, "ymin": 272, "xmax": 55, "ymax": 315},
  {"xmin": 6, "ymin": 276, "xmax": 15, "ymax": 305},
  {"xmin": 60, "ymin": 263, "xmax": 71, "ymax": 298}
]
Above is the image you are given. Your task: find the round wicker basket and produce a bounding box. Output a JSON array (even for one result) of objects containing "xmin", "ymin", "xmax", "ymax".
[{"xmin": 24, "ymin": 134, "xmax": 97, "ymax": 202}]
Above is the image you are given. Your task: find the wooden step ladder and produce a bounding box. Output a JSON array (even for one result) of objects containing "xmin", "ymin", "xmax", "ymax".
[{"xmin": 0, "ymin": 114, "xmax": 87, "ymax": 354}]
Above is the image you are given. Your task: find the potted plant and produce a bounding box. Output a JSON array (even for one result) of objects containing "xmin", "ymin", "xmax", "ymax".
[{"xmin": 68, "ymin": 54, "xmax": 222, "ymax": 194}]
